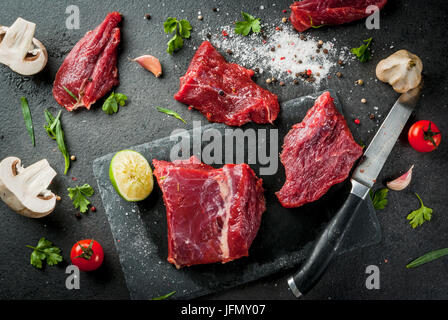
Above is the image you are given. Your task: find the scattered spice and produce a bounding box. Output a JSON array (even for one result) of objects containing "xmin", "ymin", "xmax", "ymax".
[
  {"xmin": 144, "ymin": 14, "xmax": 151, "ymax": 20},
  {"xmin": 336, "ymin": 71, "xmax": 342, "ymax": 78},
  {"xmin": 282, "ymin": 17, "xmax": 288, "ymax": 23},
  {"xmin": 198, "ymin": 15, "xmax": 203, "ymax": 21},
  {"xmin": 266, "ymin": 78, "xmax": 272, "ymax": 84},
  {"xmin": 361, "ymin": 98, "xmax": 367, "ymax": 103},
  {"xmin": 355, "ymin": 79, "xmax": 364, "ymax": 85},
  {"xmin": 369, "ymin": 113, "xmax": 375, "ymax": 120},
  {"xmin": 279, "ymin": 81, "xmax": 285, "ymax": 86},
  {"xmin": 226, "ymin": 49, "xmax": 233, "ymax": 55},
  {"xmin": 70, "ymin": 155, "xmax": 76, "ymax": 161},
  {"xmin": 212, "ymin": 7, "xmax": 218, "ymax": 12}
]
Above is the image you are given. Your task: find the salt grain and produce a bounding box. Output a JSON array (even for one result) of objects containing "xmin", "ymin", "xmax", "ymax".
[{"xmin": 200, "ymin": 25, "xmax": 343, "ymax": 87}]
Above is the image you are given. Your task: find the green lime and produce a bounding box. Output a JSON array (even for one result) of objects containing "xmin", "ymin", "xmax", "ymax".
[{"xmin": 109, "ymin": 150, "xmax": 153, "ymax": 201}]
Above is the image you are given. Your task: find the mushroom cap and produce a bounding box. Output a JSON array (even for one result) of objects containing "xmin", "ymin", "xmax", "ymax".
[
  {"xmin": 376, "ymin": 50, "xmax": 423, "ymax": 93},
  {"xmin": 0, "ymin": 157, "xmax": 57, "ymax": 218},
  {"xmin": 0, "ymin": 18, "xmax": 48, "ymax": 76}
]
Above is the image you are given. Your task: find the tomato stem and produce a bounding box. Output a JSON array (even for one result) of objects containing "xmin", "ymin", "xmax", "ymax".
[{"xmin": 423, "ymin": 122, "xmax": 441, "ymax": 148}]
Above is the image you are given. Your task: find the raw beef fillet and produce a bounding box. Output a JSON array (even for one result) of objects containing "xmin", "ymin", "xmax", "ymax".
[
  {"xmin": 289, "ymin": 0, "xmax": 388, "ymax": 32},
  {"xmin": 53, "ymin": 12, "xmax": 121, "ymax": 111},
  {"xmin": 276, "ymin": 92, "xmax": 363, "ymax": 208},
  {"xmin": 153, "ymin": 156, "xmax": 266, "ymax": 268},
  {"xmin": 174, "ymin": 41, "xmax": 279, "ymax": 126}
]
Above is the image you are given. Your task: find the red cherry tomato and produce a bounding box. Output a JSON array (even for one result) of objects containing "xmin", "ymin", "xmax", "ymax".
[
  {"xmin": 70, "ymin": 239, "xmax": 104, "ymax": 271},
  {"xmin": 408, "ymin": 120, "xmax": 442, "ymax": 153}
]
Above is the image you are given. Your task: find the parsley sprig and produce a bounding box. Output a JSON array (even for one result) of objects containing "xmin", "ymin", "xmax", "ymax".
[
  {"xmin": 350, "ymin": 37, "xmax": 373, "ymax": 62},
  {"xmin": 102, "ymin": 92, "xmax": 128, "ymax": 115},
  {"xmin": 235, "ymin": 12, "xmax": 261, "ymax": 36},
  {"xmin": 68, "ymin": 184, "xmax": 94, "ymax": 213},
  {"xmin": 407, "ymin": 193, "xmax": 433, "ymax": 228},
  {"xmin": 26, "ymin": 237, "xmax": 63, "ymax": 269},
  {"xmin": 164, "ymin": 17, "xmax": 192, "ymax": 54}
]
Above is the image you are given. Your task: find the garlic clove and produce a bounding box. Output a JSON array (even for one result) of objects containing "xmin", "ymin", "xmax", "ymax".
[
  {"xmin": 131, "ymin": 55, "xmax": 162, "ymax": 77},
  {"xmin": 387, "ymin": 165, "xmax": 414, "ymax": 191}
]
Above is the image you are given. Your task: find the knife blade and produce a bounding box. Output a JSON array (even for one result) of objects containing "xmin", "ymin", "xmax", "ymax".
[{"xmin": 287, "ymin": 85, "xmax": 422, "ymax": 298}]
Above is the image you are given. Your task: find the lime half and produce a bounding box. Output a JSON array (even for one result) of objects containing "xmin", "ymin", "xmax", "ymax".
[{"xmin": 109, "ymin": 150, "xmax": 154, "ymax": 201}]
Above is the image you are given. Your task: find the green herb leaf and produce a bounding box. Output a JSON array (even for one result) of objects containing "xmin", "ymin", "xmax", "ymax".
[
  {"xmin": 44, "ymin": 109, "xmax": 70, "ymax": 174},
  {"xmin": 26, "ymin": 237, "xmax": 62, "ymax": 269},
  {"xmin": 151, "ymin": 291, "xmax": 176, "ymax": 300},
  {"xmin": 62, "ymin": 86, "xmax": 79, "ymax": 102},
  {"xmin": 407, "ymin": 193, "xmax": 433, "ymax": 228},
  {"xmin": 20, "ymin": 97, "xmax": 35, "ymax": 146},
  {"xmin": 350, "ymin": 38, "xmax": 373, "ymax": 63},
  {"xmin": 406, "ymin": 248, "xmax": 448, "ymax": 268},
  {"xmin": 102, "ymin": 92, "xmax": 128, "ymax": 115},
  {"xmin": 68, "ymin": 184, "xmax": 94, "ymax": 213},
  {"xmin": 163, "ymin": 17, "xmax": 178, "ymax": 34},
  {"xmin": 163, "ymin": 17, "xmax": 192, "ymax": 54},
  {"xmin": 178, "ymin": 19, "xmax": 192, "ymax": 39},
  {"xmin": 369, "ymin": 188, "xmax": 389, "ymax": 210},
  {"xmin": 235, "ymin": 11, "xmax": 261, "ymax": 36},
  {"xmin": 309, "ymin": 16, "xmax": 326, "ymax": 29},
  {"xmin": 156, "ymin": 106, "xmax": 186, "ymax": 124}
]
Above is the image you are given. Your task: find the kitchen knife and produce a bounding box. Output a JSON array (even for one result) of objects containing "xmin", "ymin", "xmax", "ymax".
[{"xmin": 287, "ymin": 85, "xmax": 422, "ymax": 298}]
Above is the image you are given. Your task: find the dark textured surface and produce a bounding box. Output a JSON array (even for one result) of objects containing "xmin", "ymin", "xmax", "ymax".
[
  {"xmin": 0, "ymin": 0, "xmax": 447, "ymax": 300},
  {"xmin": 92, "ymin": 92, "xmax": 380, "ymax": 300}
]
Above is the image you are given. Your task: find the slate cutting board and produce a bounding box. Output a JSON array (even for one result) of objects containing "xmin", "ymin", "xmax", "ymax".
[{"xmin": 92, "ymin": 91, "xmax": 381, "ymax": 300}]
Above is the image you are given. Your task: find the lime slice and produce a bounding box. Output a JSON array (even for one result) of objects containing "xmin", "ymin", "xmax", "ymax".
[{"xmin": 109, "ymin": 150, "xmax": 154, "ymax": 201}]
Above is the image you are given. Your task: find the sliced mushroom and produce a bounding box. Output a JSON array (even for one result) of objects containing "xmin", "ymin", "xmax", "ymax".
[
  {"xmin": 0, "ymin": 17, "xmax": 48, "ymax": 75},
  {"xmin": 0, "ymin": 157, "xmax": 57, "ymax": 218},
  {"xmin": 376, "ymin": 50, "xmax": 423, "ymax": 93}
]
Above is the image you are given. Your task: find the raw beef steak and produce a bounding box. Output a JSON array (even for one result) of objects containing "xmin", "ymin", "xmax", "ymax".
[
  {"xmin": 276, "ymin": 92, "xmax": 363, "ymax": 208},
  {"xmin": 53, "ymin": 12, "xmax": 121, "ymax": 111},
  {"xmin": 153, "ymin": 156, "xmax": 266, "ymax": 268},
  {"xmin": 174, "ymin": 41, "xmax": 279, "ymax": 126},
  {"xmin": 290, "ymin": 0, "xmax": 387, "ymax": 32}
]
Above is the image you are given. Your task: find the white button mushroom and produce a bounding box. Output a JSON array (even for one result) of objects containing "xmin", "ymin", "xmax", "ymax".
[
  {"xmin": 0, "ymin": 17, "xmax": 48, "ymax": 76},
  {"xmin": 0, "ymin": 157, "xmax": 57, "ymax": 218},
  {"xmin": 376, "ymin": 49, "xmax": 423, "ymax": 93}
]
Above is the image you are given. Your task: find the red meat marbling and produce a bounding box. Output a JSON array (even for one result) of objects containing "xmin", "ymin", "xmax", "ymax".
[
  {"xmin": 174, "ymin": 41, "xmax": 279, "ymax": 126},
  {"xmin": 53, "ymin": 12, "xmax": 121, "ymax": 111},
  {"xmin": 289, "ymin": 0, "xmax": 387, "ymax": 32},
  {"xmin": 276, "ymin": 92, "xmax": 363, "ymax": 208},
  {"xmin": 153, "ymin": 156, "xmax": 266, "ymax": 268}
]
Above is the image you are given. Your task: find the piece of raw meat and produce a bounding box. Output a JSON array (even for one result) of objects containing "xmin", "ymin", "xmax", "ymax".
[
  {"xmin": 53, "ymin": 12, "xmax": 121, "ymax": 111},
  {"xmin": 289, "ymin": 0, "xmax": 388, "ymax": 32},
  {"xmin": 153, "ymin": 156, "xmax": 266, "ymax": 268},
  {"xmin": 276, "ymin": 92, "xmax": 363, "ymax": 208},
  {"xmin": 174, "ymin": 41, "xmax": 279, "ymax": 126}
]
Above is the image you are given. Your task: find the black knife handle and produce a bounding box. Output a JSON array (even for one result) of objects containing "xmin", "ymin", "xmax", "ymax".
[{"xmin": 288, "ymin": 191, "xmax": 365, "ymax": 298}]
